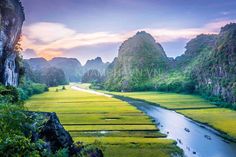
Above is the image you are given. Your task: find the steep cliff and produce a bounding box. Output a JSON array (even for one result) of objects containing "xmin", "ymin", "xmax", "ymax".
[
  {"xmin": 0, "ymin": 0, "xmax": 24, "ymax": 86},
  {"xmin": 193, "ymin": 23, "xmax": 236, "ymax": 104}
]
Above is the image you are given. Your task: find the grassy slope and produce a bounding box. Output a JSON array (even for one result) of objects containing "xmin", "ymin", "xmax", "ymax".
[
  {"xmin": 108, "ymin": 91, "xmax": 236, "ymax": 140},
  {"xmin": 25, "ymin": 86, "xmax": 182, "ymax": 157}
]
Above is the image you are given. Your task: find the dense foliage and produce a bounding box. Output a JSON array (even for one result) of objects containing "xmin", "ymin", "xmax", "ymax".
[
  {"xmin": 37, "ymin": 67, "xmax": 68, "ymax": 87},
  {"xmin": 0, "ymin": 85, "xmax": 70, "ymax": 156},
  {"xmin": 18, "ymin": 80, "xmax": 48, "ymax": 100}
]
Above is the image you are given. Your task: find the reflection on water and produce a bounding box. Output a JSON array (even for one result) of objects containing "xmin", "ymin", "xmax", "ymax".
[{"xmin": 131, "ymin": 100, "xmax": 236, "ymax": 157}]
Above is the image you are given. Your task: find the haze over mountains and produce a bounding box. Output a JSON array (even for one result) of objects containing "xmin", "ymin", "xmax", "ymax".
[{"xmin": 24, "ymin": 57, "xmax": 109, "ymax": 83}]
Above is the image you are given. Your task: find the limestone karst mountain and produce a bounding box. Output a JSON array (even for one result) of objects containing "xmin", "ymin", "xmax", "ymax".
[
  {"xmin": 25, "ymin": 58, "xmax": 50, "ymax": 71},
  {"xmin": 25, "ymin": 57, "xmax": 82, "ymax": 82},
  {"xmin": 105, "ymin": 31, "xmax": 169, "ymax": 91},
  {"xmin": 192, "ymin": 23, "xmax": 236, "ymax": 103},
  {"xmin": 49, "ymin": 57, "xmax": 83, "ymax": 82},
  {"xmin": 83, "ymin": 57, "xmax": 109, "ymax": 75}
]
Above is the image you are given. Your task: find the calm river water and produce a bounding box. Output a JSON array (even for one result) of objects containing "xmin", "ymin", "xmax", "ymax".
[{"xmin": 122, "ymin": 97, "xmax": 236, "ymax": 157}]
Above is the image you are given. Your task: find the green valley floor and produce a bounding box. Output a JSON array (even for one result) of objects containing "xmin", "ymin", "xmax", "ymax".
[
  {"xmin": 25, "ymin": 86, "xmax": 182, "ymax": 157},
  {"xmin": 108, "ymin": 91, "xmax": 236, "ymax": 141}
]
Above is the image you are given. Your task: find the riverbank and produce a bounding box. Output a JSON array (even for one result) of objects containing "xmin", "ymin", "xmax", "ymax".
[
  {"xmin": 112, "ymin": 95, "xmax": 236, "ymax": 157},
  {"xmin": 107, "ymin": 91, "xmax": 236, "ymax": 142}
]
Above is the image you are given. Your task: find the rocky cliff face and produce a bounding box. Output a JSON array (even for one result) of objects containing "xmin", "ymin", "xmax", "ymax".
[
  {"xmin": 0, "ymin": 0, "xmax": 24, "ymax": 86},
  {"xmin": 193, "ymin": 23, "xmax": 236, "ymax": 104},
  {"xmin": 29, "ymin": 112, "xmax": 103, "ymax": 156}
]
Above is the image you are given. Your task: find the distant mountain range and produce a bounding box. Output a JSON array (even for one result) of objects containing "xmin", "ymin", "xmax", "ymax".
[{"xmin": 24, "ymin": 57, "xmax": 109, "ymax": 82}]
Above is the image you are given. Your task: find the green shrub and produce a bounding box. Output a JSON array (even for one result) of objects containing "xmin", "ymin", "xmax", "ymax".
[
  {"xmin": 18, "ymin": 81, "xmax": 48, "ymax": 100},
  {"xmin": 0, "ymin": 85, "xmax": 20, "ymax": 103}
]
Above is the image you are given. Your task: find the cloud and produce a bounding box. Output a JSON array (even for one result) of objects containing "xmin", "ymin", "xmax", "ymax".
[
  {"xmin": 24, "ymin": 22, "xmax": 76, "ymax": 43},
  {"xmin": 22, "ymin": 49, "xmax": 37, "ymax": 59},
  {"xmin": 220, "ymin": 11, "xmax": 230, "ymax": 16},
  {"xmin": 22, "ymin": 19, "xmax": 236, "ymax": 60}
]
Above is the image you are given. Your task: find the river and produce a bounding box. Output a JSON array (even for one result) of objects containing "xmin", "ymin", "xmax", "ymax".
[{"xmin": 118, "ymin": 96, "xmax": 236, "ymax": 157}]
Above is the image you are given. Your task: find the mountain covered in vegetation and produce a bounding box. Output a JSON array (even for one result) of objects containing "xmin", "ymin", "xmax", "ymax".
[
  {"xmin": 83, "ymin": 57, "xmax": 109, "ymax": 75},
  {"xmin": 105, "ymin": 31, "xmax": 169, "ymax": 91},
  {"xmin": 50, "ymin": 57, "xmax": 83, "ymax": 82},
  {"xmin": 105, "ymin": 24, "xmax": 236, "ymax": 108},
  {"xmin": 24, "ymin": 58, "xmax": 68, "ymax": 87},
  {"xmin": 193, "ymin": 23, "xmax": 236, "ymax": 105}
]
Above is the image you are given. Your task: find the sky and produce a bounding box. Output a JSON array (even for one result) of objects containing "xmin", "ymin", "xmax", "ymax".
[{"xmin": 21, "ymin": 0, "xmax": 236, "ymax": 65}]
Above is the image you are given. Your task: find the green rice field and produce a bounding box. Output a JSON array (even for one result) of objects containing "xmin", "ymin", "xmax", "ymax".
[
  {"xmin": 25, "ymin": 86, "xmax": 182, "ymax": 157},
  {"xmin": 109, "ymin": 91, "xmax": 236, "ymax": 140}
]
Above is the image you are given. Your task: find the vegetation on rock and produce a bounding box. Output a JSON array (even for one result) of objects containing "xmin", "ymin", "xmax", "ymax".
[
  {"xmin": 104, "ymin": 24, "xmax": 236, "ymax": 108},
  {"xmin": 105, "ymin": 31, "xmax": 169, "ymax": 91}
]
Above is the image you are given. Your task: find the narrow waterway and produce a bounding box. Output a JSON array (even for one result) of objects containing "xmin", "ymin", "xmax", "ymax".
[{"xmin": 117, "ymin": 96, "xmax": 236, "ymax": 157}]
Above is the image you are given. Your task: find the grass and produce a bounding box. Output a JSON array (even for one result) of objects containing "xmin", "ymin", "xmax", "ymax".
[
  {"xmin": 109, "ymin": 91, "xmax": 216, "ymax": 109},
  {"xmin": 64, "ymin": 124, "xmax": 157, "ymax": 131},
  {"xmin": 74, "ymin": 137, "xmax": 173, "ymax": 144},
  {"xmin": 25, "ymin": 86, "xmax": 182, "ymax": 157},
  {"xmin": 103, "ymin": 143, "xmax": 181, "ymax": 157},
  {"xmin": 70, "ymin": 130, "xmax": 166, "ymax": 138},
  {"xmin": 107, "ymin": 91, "xmax": 236, "ymax": 141},
  {"xmin": 178, "ymin": 108, "xmax": 236, "ymax": 139}
]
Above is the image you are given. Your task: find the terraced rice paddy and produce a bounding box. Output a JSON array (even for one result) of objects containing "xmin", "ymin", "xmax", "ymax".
[
  {"xmin": 25, "ymin": 87, "xmax": 182, "ymax": 157},
  {"xmin": 109, "ymin": 91, "xmax": 236, "ymax": 140}
]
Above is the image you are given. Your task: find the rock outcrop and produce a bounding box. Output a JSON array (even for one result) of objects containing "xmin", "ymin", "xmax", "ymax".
[
  {"xmin": 0, "ymin": 0, "xmax": 24, "ymax": 86},
  {"xmin": 29, "ymin": 112, "xmax": 103, "ymax": 157}
]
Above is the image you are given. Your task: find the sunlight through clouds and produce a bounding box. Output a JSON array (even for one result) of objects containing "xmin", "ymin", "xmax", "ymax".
[{"xmin": 22, "ymin": 19, "xmax": 236, "ymax": 59}]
